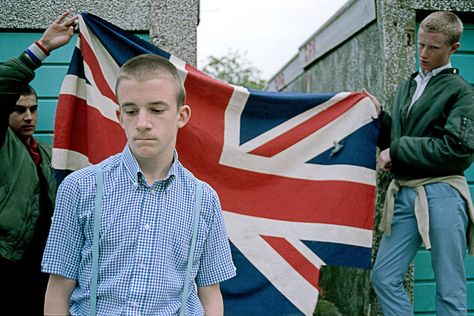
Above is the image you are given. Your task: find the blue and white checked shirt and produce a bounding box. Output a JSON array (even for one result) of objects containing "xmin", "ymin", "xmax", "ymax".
[{"xmin": 42, "ymin": 146, "xmax": 236, "ymax": 315}]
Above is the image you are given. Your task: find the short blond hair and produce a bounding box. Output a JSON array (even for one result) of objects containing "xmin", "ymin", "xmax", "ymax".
[
  {"xmin": 115, "ymin": 54, "xmax": 186, "ymax": 107},
  {"xmin": 420, "ymin": 11, "xmax": 463, "ymax": 45}
]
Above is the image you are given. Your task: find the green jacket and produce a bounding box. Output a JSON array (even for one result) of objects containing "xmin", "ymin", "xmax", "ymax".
[
  {"xmin": 379, "ymin": 68, "xmax": 474, "ymax": 179},
  {"xmin": 0, "ymin": 129, "xmax": 56, "ymax": 261},
  {"xmin": 0, "ymin": 53, "xmax": 38, "ymax": 96},
  {"xmin": 0, "ymin": 53, "xmax": 56, "ymax": 261}
]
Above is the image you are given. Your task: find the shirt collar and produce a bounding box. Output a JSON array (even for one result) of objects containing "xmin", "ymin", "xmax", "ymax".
[
  {"xmin": 419, "ymin": 63, "xmax": 452, "ymax": 79},
  {"xmin": 122, "ymin": 145, "xmax": 178, "ymax": 188}
]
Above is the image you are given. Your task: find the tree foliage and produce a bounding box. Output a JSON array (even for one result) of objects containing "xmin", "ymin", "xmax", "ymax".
[{"xmin": 201, "ymin": 50, "xmax": 266, "ymax": 90}]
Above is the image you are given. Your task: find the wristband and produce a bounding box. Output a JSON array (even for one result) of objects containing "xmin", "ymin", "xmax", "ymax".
[
  {"xmin": 24, "ymin": 42, "xmax": 48, "ymax": 66},
  {"xmin": 35, "ymin": 40, "xmax": 50, "ymax": 56}
]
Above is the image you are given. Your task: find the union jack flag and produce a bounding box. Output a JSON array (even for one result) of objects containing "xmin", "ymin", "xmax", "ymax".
[{"xmin": 52, "ymin": 12, "xmax": 379, "ymax": 315}]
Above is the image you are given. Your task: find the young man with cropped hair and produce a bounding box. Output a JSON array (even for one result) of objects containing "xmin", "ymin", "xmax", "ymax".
[
  {"xmin": 43, "ymin": 54, "xmax": 236, "ymax": 316},
  {"xmin": 366, "ymin": 11, "xmax": 474, "ymax": 315}
]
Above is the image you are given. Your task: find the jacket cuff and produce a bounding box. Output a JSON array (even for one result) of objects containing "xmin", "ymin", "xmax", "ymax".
[
  {"xmin": 389, "ymin": 139, "xmax": 400, "ymax": 169},
  {"xmin": 18, "ymin": 42, "xmax": 47, "ymax": 71}
]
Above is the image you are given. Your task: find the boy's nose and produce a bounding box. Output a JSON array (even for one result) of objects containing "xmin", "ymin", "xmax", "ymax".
[
  {"xmin": 136, "ymin": 112, "xmax": 152, "ymax": 130},
  {"xmin": 24, "ymin": 109, "xmax": 33, "ymax": 120}
]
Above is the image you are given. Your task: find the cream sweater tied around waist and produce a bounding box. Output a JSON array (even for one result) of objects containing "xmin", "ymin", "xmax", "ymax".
[{"xmin": 379, "ymin": 175, "xmax": 474, "ymax": 255}]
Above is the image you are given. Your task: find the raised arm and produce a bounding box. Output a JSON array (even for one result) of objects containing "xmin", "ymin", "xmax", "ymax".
[
  {"xmin": 0, "ymin": 95, "xmax": 20, "ymax": 146},
  {"xmin": 38, "ymin": 11, "xmax": 78, "ymax": 53},
  {"xmin": 0, "ymin": 11, "xmax": 77, "ymax": 146}
]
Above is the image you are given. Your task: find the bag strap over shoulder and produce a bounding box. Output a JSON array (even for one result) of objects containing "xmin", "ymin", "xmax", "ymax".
[
  {"xmin": 90, "ymin": 164, "xmax": 103, "ymax": 316},
  {"xmin": 180, "ymin": 179, "xmax": 203, "ymax": 316}
]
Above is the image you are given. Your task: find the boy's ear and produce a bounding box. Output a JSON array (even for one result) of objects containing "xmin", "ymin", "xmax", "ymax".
[
  {"xmin": 451, "ymin": 42, "xmax": 460, "ymax": 54},
  {"xmin": 177, "ymin": 105, "xmax": 191, "ymax": 128}
]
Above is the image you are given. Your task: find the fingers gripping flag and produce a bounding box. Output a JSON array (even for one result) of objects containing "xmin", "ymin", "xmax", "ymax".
[{"xmin": 53, "ymin": 12, "xmax": 379, "ymax": 315}]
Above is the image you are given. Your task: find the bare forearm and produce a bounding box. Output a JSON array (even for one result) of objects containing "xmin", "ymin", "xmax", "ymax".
[
  {"xmin": 44, "ymin": 274, "xmax": 76, "ymax": 315},
  {"xmin": 0, "ymin": 12, "xmax": 76, "ymax": 146},
  {"xmin": 198, "ymin": 284, "xmax": 224, "ymax": 316}
]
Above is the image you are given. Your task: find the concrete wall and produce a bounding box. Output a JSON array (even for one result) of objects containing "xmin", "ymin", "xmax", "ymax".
[
  {"xmin": 0, "ymin": 0, "xmax": 199, "ymax": 65},
  {"xmin": 266, "ymin": 0, "xmax": 378, "ymax": 92},
  {"xmin": 281, "ymin": 21, "xmax": 383, "ymax": 95},
  {"xmin": 150, "ymin": 0, "xmax": 199, "ymax": 66}
]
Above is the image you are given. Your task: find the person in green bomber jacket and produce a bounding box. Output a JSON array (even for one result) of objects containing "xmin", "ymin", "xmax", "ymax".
[
  {"xmin": 366, "ymin": 11, "xmax": 474, "ymax": 316},
  {"xmin": 0, "ymin": 12, "xmax": 77, "ymax": 315}
]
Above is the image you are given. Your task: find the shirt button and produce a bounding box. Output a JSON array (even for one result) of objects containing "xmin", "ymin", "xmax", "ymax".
[
  {"xmin": 131, "ymin": 301, "xmax": 139, "ymax": 307},
  {"xmin": 144, "ymin": 224, "xmax": 151, "ymax": 230},
  {"xmin": 138, "ymin": 262, "xmax": 145, "ymax": 269}
]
